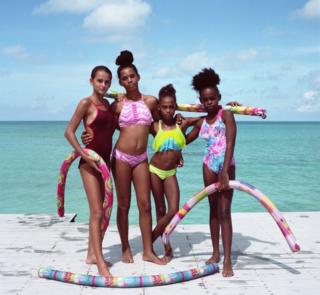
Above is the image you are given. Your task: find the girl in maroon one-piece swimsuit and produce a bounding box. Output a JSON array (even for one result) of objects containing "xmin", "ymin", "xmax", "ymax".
[{"xmin": 64, "ymin": 65, "xmax": 116, "ymax": 278}]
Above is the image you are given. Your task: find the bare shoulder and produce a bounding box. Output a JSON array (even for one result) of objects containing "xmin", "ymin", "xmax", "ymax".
[
  {"xmin": 144, "ymin": 95, "xmax": 158, "ymax": 108},
  {"xmin": 222, "ymin": 109, "xmax": 235, "ymax": 123},
  {"xmin": 78, "ymin": 97, "xmax": 92, "ymax": 110},
  {"xmin": 144, "ymin": 94, "xmax": 157, "ymax": 101},
  {"xmin": 222, "ymin": 109, "xmax": 234, "ymax": 118}
]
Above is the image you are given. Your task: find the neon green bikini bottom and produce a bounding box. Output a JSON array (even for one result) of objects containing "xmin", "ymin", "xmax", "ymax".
[{"xmin": 149, "ymin": 164, "xmax": 176, "ymax": 180}]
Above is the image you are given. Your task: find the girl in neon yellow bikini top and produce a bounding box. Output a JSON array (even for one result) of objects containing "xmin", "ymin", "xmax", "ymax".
[
  {"xmin": 149, "ymin": 84, "xmax": 200, "ymax": 263},
  {"xmin": 150, "ymin": 119, "xmax": 186, "ymax": 180},
  {"xmin": 153, "ymin": 121, "xmax": 186, "ymax": 152}
]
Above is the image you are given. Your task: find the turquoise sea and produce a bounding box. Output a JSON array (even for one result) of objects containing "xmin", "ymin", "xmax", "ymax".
[{"xmin": 0, "ymin": 121, "xmax": 319, "ymax": 224}]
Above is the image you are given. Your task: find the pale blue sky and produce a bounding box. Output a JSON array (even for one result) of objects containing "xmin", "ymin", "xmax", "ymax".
[{"xmin": 0, "ymin": 0, "xmax": 319, "ymax": 121}]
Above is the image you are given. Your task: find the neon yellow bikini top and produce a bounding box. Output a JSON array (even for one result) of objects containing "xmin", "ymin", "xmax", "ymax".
[{"xmin": 152, "ymin": 121, "xmax": 186, "ymax": 152}]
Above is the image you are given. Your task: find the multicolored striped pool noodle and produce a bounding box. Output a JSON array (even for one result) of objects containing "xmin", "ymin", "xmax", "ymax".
[
  {"xmin": 38, "ymin": 263, "xmax": 219, "ymax": 287},
  {"xmin": 105, "ymin": 91, "xmax": 267, "ymax": 118},
  {"xmin": 162, "ymin": 180, "xmax": 300, "ymax": 252},
  {"xmin": 57, "ymin": 148, "xmax": 113, "ymax": 234}
]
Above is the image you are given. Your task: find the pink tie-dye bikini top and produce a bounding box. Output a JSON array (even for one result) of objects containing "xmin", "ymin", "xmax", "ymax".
[{"xmin": 118, "ymin": 95, "xmax": 153, "ymax": 128}]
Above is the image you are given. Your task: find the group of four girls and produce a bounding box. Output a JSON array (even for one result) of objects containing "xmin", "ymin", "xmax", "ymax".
[{"xmin": 64, "ymin": 50, "xmax": 237, "ymax": 278}]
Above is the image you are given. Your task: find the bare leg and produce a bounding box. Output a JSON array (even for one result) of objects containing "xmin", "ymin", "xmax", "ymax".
[
  {"xmin": 86, "ymin": 225, "xmax": 95, "ymax": 263},
  {"xmin": 203, "ymin": 164, "xmax": 220, "ymax": 264},
  {"xmin": 220, "ymin": 165, "xmax": 235, "ymax": 277},
  {"xmin": 85, "ymin": 164, "xmax": 112, "ymax": 266},
  {"xmin": 80, "ymin": 164, "xmax": 111, "ymax": 277},
  {"xmin": 86, "ymin": 233, "xmax": 112, "ymax": 266},
  {"xmin": 150, "ymin": 172, "xmax": 173, "ymax": 262},
  {"xmin": 150, "ymin": 172, "xmax": 166, "ymax": 224},
  {"xmin": 151, "ymin": 175, "xmax": 179, "ymax": 263},
  {"xmin": 112, "ymin": 158, "xmax": 134, "ymax": 263},
  {"xmin": 132, "ymin": 162, "xmax": 166, "ymax": 265}
]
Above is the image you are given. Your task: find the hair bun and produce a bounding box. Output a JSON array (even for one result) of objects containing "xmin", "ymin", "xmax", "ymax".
[
  {"xmin": 115, "ymin": 50, "xmax": 134, "ymax": 66},
  {"xmin": 159, "ymin": 83, "xmax": 176, "ymax": 99},
  {"xmin": 162, "ymin": 84, "xmax": 175, "ymax": 95}
]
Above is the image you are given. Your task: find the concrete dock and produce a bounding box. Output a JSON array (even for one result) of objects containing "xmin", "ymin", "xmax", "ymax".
[{"xmin": 0, "ymin": 212, "xmax": 319, "ymax": 294}]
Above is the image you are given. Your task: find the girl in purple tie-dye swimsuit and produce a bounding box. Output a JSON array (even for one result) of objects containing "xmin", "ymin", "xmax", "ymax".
[{"xmin": 186, "ymin": 68, "xmax": 237, "ymax": 278}]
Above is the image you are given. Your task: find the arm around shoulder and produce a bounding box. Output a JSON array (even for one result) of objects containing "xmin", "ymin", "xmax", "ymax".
[
  {"xmin": 150, "ymin": 121, "xmax": 159, "ymax": 137},
  {"xmin": 185, "ymin": 117, "xmax": 203, "ymax": 144},
  {"xmin": 186, "ymin": 116, "xmax": 203, "ymax": 126},
  {"xmin": 111, "ymin": 100, "xmax": 123, "ymax": 115},
  {"xmin": 146, "ymin": 95, "xmax": 160, "ymax": 121}
]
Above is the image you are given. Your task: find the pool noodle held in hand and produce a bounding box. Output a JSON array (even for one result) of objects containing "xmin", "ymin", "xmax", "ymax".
[
  {"xmin": 162, "ymin": 180, "xmax": 300, "ymax": 253},
  {"xmin": 105, "ymin": 91, "xmax": 267, "ymax": 119},
  {"xmin": 57, "ymin": 148, "xmax": 113, "ymax": 234}
]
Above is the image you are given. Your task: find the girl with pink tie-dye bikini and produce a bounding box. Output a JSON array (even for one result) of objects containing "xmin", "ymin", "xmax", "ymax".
[
  {"xmin": 111, "ymin": 50, "xmax": 165, "ymax": 265},
  {"xmin": 186, "ymin": 68, "xmax": 237, "ymax": 277}
]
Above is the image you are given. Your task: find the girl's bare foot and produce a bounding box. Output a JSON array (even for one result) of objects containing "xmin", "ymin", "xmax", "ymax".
[
  {"xmin": 121, "ymin": 248, "xmax": 134, "ymax": 263},
  {"xmin": 86, "ymin": 255, "xmax": 113, "ymax": 267},
  {"xmin": 205, "ymin": 253, "xmax": 220, "ymax": 264},
  {"xmin": 97, "ymin": 261, "xmax": 112, "ymax": 278},
  {"xmin": 222, "ymin": 260, "xmax": 234, "ymax": 277},
  {"xmin": 143, "ymin": 252, "xmax": 166, "ymax": 265}
]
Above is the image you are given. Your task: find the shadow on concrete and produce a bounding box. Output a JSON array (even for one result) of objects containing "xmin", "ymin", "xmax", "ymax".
[{"xmin": 101, "ymin": 229, "xmax": 299, "ymax": 274}]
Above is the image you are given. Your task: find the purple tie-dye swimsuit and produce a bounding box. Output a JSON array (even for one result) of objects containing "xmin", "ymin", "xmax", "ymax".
[{"xmin": 199, "ymin": 108, "xmax": 235, "ymax": 174}]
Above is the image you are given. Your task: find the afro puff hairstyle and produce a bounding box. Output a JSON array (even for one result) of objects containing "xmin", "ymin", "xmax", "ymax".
[{"xmin": 191, "ymin": 68, "xmax": 220, "ymax": 93}]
